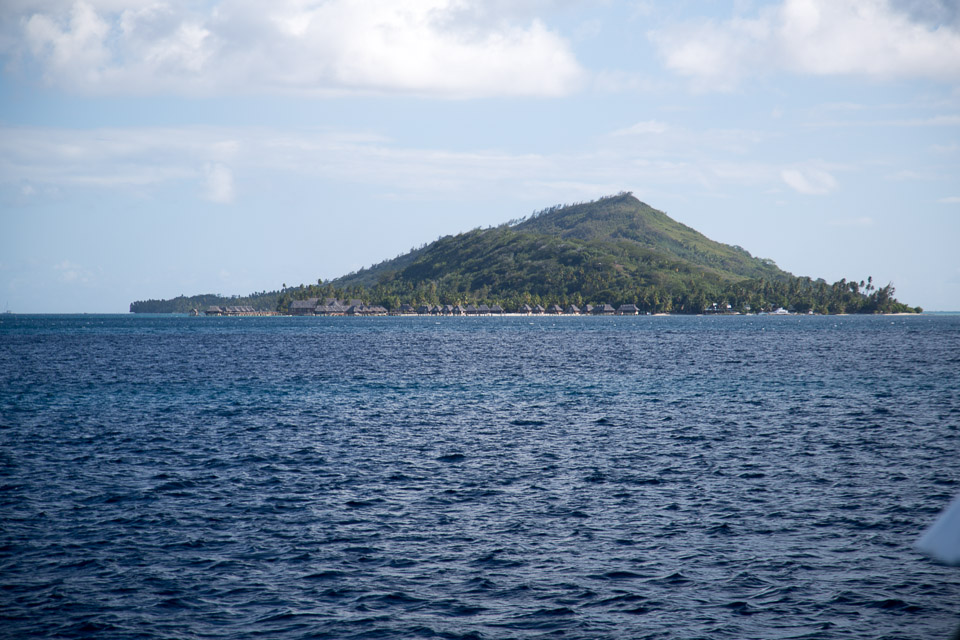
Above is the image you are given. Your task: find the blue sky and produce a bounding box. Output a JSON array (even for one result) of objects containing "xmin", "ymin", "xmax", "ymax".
[{"xmin": 1, "ymin": 0, "xmax": 959, "ymax": 312}]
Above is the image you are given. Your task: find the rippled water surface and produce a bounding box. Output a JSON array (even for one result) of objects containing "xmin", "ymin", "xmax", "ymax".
[{"xmin": 2, "ymin": 314, "xmax": 959, "ymax": 639}]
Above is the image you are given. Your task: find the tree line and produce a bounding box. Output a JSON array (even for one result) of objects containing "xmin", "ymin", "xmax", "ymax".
[{"xmin": 278, "ymin": 274, "xmax": 919, "ymax": 315}]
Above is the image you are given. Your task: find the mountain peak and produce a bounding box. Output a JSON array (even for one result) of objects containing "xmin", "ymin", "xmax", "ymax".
[
  {"xmin": 509, "ymin": 193, "xmax": 783, "ymax": 281},
  {"xmin": 515, "ymin": 192, "xmax": 662, "ymax": 240}
]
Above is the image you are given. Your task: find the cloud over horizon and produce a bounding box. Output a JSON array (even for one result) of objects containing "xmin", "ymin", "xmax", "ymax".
[
  {"xmin": 203, "ymin": 163, "xmax": 234, "ymax": 204},
  {"xmin": 781, "ymin": 166, "xmax": 839, "ymax": 195},
  {"xmin": 0, "ymin": 123, "xmax": 853, "ymax": 205}
]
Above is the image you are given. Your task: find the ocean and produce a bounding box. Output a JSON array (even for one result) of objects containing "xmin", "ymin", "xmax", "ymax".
[{"xmin": 1, "ymin": 313, "xmax": 958, "ymax": 639}]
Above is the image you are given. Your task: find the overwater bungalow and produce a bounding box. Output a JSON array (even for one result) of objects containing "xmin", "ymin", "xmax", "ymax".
[
  {"xmin": 532, "ymin": 304, "xmax": 546, "ymax": 315},
  {"xmin": 290, "ymin": 299, "xmax": 319, "ymax": 315},
  {"xmin": 594, "ymin": 304, "xmax": 615, "ymax": 315},
  {"xmin": 547, "ymin": 304, "xmax": 563, "ymax": 314},
  {"xmin": 489, "ymin": 304, "xmax": 504, "ymax": 315},
  {"xmin": 357, "ymin": 304, "xmax": 386, "ymax": 316},
  {"xmin": 616, "ymin": 304, "xmax": 640, "ymax": 315},
  {"xmin": 565, "ymin": 304, "xmax": 580, "ymax": 315},
  {"xmin": 518, "ymin": 304, "xmax": 532, "ymax": 315},
  {"xmin": 347, "ymin": 304, "xmax": 364, "ymax": 315},
  {"xmin": 319, "ymin": 301, "xmax": 349, "ymax": 316},
  {"xmin": 205, "ymin": 305, "xmax": 273, "ymax": 316}
]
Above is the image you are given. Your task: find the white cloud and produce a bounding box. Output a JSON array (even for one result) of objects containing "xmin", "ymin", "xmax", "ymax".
[
  {"xmin": 0, "ymin": 125, "xmax": 853, "ymax": 205},
  {"xmin": 611, "ymin": 120, "xmax": 668, "ymax": 136},
  {"xmin": 799, "ymin": 112, "xmax": 960, "ymax": 130},
  {"xmin": 938, "ymin": 196, "xmax": 960, "ymax": 203},
  {"xmin": 0, "ymin": 125, "xmax": 557, "ymax": 199},
  {"xmin": 931, "ymin": 142, "xmax": 958, "ymax": 153},
  {"xmin": 54, "ymin": 259, "xmax": 92, "ymax": 283},
  {"xmin": 828, "ymin": 216, "xmax": 874, "ymax": 227},
  {"xmin": 916, "ymin": 115, "xmax": 960, "ymax": 126},
  {"xmin": 0, "ymin": 126, "xmax": 234, "ymax": 189},
  {"xmin": 781, "ymin": 167, "xmax": 838, "ymax": 194},
  {"xmin": 203, "ymin": 163, "xmax": 234, "ymax": 203},
  {"xmin": 24, "ymin": 1, "xmax": 112, "ymax": 85},
  {"xmin": 650, "ymin": 0, "xmax": 960, "ymax": 90},
  {"xmin": 887, "ymin": 169, "xmax": 930, "ymax": 181},
  {"xmin": 3, "ymin": 0, "xmax": 584, "ymax": 98}
]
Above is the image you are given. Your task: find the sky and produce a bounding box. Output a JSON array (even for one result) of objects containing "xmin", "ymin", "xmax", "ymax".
[{"xmin": 1, "ymin": 0, "xmax": 959, "ymax": 313}]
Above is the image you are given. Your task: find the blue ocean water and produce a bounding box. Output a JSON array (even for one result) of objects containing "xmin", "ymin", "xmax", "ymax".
[{"xmin": 1, "ymin": 313, "xmax": 958, "ymax": 639}]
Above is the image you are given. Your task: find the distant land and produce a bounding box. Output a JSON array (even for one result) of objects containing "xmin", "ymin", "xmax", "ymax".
[{"xmin": 130, "ymin": 193, "xmax": 920, "ymax": 315}]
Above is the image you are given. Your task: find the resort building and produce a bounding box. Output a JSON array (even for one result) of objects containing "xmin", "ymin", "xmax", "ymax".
[{"xmin": 204, "ymin": 305, "xmax": 274, "ymax": 316}]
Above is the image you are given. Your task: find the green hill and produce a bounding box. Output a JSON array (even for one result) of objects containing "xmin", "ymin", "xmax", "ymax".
[
  {"xmin": 130, "ymin": 292, "xmax": 280, "ymax": 314},
  {"xmin": 334, "ymin": 193, "xmax": 788, "ymax": 290},
  {"xmin": 322, "ymin": 193, "xmax": 916, "ymax": 314}
]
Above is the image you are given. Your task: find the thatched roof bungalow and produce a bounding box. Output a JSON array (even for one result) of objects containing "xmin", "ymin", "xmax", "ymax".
[
  {"xmin": 318, "ymin": 300, "xmax": 349, "ymax": 315},
  {"xmin": 290, "ymin": 299, "xmax": 319, "ymax": 315}
]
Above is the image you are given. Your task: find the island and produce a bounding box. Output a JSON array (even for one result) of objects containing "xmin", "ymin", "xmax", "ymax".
[{"xmin": 131, "ymin": 193, "xmax": 921, "ymax": 316}]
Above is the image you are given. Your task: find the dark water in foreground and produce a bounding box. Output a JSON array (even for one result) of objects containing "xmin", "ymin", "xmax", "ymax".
[{"xmin": 1, "ymin": 314, "xmax": 959, "ymax": 639}]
